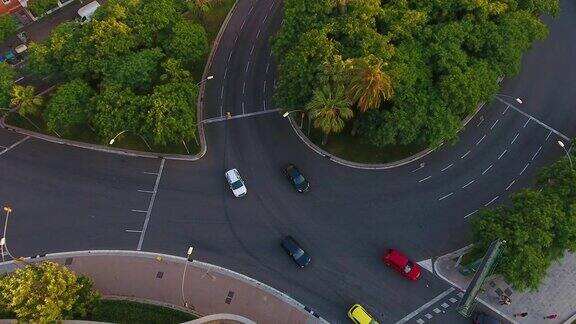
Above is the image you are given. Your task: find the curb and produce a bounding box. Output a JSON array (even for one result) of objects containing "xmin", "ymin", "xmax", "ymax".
[
  {"xmin": 0, "ymin": 0, "xmax": 243, "ymax": 162},
  {"xmin": 0, "ymin": 250, "xmax": 329, "ymax": 324},
  {"xmin": 287, "ymin": 77, "xmax": 504, "ymax": 170},
  {"xmin": 433, "ymin": 246, "xmax": 518, "ymax": 324}
]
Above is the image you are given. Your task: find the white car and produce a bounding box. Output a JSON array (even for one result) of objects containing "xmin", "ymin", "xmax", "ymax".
[{"xmin": 225, "ymin": 168, "xmax": 247, "ymax": 197}]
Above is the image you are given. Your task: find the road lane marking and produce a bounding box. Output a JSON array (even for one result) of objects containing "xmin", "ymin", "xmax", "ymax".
[
  {"xmin": 519, "ymin": 163, "xmax": 529, "ymax": 176},
  {"xmin": 242, "ymin": 102, "xmax": 245, "ymax": 114},
  {"xmin": 220, "ymin": 86, "xmax": 224, "ymax": 99},
  {"xmin": 201, "ymin": 109, "xmax": 281, "ymax": 124},
  {"xmin": 137, "ymin": 158, "xmax": 165, "ymax": 251},
  {"xmin": 15, "ymin": 76, "xmax": 24, "ymax": 83},
  {"xmin": 511, "ymin": 133, "xmax": 519, "ymax": 144},
  {"xmin": 523, "ymin": 118, "xmax": 531, "ymax": 128},
  {"xmin": 125, "ymin": 230, "xmax": 142, "ymax": 233},
  {"xmin": 248, "ymin": 5, "xmax": 254, "ymax": 15},
  {"xmin": 462, "ymin": 180, "xmax": 475, "ymax": 189},
  {"xmin": 481, "ymin": 164, "xmax": 493, "ymax": 175},
  {"xmin": 484, "ymin": 196, "xmax": 499, "ymax": 206},
  {"xmin": 143, "ymin": 172, "xmax": 157, "ymax": 175},
  {"xmin": 418, "ymin": 176, "xmax": 431, "ymax": 183},
  {"xmin": 228, "ymin": 51, "xmax": 232, "ymax": 62},
  {"xmin": 460, "ymin": 150, "xmax": 471, "ymax": 159},
  {"xmin": 395, "ymin": 288, "xmax": 455, "ymax": 324},
  {"xmin": 240, "ymin": 18, "xmax": 247, "ymax": 30},
  {"xmin": 531, "ymin": 145, "xmax": 542, "ymax": 161},
  {"xmin": 495, "ymin": 97, "xmax": 570, "ymax": 141},
  {"xmin": 131, "ymin": 209, "xmax": 147, "ymax": 213},
  {"xmin": 0, "ymin": 136, "xmax": 30, "ymax": 157},
  {"xmin": 138, "ymin": 190, "xmax": 154, "ymax": 194},
  {"xmin": 506, "ymin": 179, "xmax": 516, "ymax": 191},
  {"xmin": 476, "ymin": 135, "xmax": 486, "ymax": 145},
  {"xmin": 411, "ymin": 164, "xmax": 425, "ymax": 173},
  {"xmin": 546, "ymin": 130, "xmax": 552, "ymax": 141},
  {"xmin": 476, "ymin": 117, "xmax": 484, "ymax": 127},
  {"xmin": 266, "ymin": 63, "xmax": 270, "ymax": 73},
  {"xmin": 441, "ymin": 164, "xmax": 453, "ymax": 172},
  {"xmin": 502, "ymin": 105, "xmax": 510, "ymax": 114},
  {"xmin": 490, "ymin": 119, "xmax": 499, "ymax": 130},
  {"xmin": 256, "ymin": 29, "xmax": 261, "ymax": 39},
  {"xmin": 438, "ymin": 192, "xmax": 454, "ymax": 201},
  {"xmin": 250, "ymin": 44, "xmax": 255, "ymax": 55},
  {"xmin": 263, "ymin": 100, "xmax": 266, "ymax": 110},
  {"xmin": 242, "ymin": 82, "xmax": 246, "ymax": 94},
  {"xmin": 464, "ymin": 210, "xmax": 478, "ymax": 218},
  {"xmin": 498, "ymin": 149, "xmax": 507, "ymax": 160},
  {"xmin": 263, "ymin": 80, "xmax": 266, "ymax": 93},
  {"xmin": 245, "ymin": 61, "xmax": 250, "ymax": 73}
]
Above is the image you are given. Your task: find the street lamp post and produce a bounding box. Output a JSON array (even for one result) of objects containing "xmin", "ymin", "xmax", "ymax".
[
  {"xmin": 558, "ymin": 140, "xmax": 573, "ymax": 170},
  {"xmin": 282, "ymin": 110, "xmax": 305, "ymax": 129},
  {"xmin": 181, "ymin": 246, "xmax": 194, "ymax": 308},
  {"xmin": 1, "ymin": 206, "xmax": 13, "ymax": 262},
  {"xmin": 196, "ymin": 75, "xmax": 214, "ymax": 86},
  {"xmin": 497, "ymin": 94, "xmax": 523, "ymax": 104},
  {"xmin": 109, "ymin": 130, "xmax": 152, "ymax": 150}
]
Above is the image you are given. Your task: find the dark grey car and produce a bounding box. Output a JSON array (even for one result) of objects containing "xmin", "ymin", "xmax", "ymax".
[{"xmin": 281, "ymin": 236, "xmax": 311, "ymax": 268}]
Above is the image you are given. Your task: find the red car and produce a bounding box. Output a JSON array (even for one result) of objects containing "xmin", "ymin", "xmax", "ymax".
[{"xmin": 383, "ymin": 249, "xmax": 421, "ymax": 280}]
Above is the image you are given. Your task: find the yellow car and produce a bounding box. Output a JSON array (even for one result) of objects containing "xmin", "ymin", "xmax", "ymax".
[{"xmin": 347, "ymin": 304, "xmax": 379, "ymax": 324}]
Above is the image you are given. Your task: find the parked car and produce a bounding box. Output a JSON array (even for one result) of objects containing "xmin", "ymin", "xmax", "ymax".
[
  {"xmin": 347, "ymin": 304, "xmax": 379, "ymax": 324},
  {"xmin": 473, "ymin": 312, "xmax": 501, "ymax": 324},
  {"xmin": 77, "ymin": 1, "xmax": 101, "ymax": 24},
  {"xmin": 225, "ymin": 168, "xmax": 247, "ymax": 197},
  {"xmin": 280, "ymin": 236, "xmax": 311, "ymax": 268},
  {"xmin": 284, "ymin": 164, "xmax": 310, "ymax": 193},
  {"xmin": 382, "ymin": 249, "xmax": 421, "ymax": 280}
]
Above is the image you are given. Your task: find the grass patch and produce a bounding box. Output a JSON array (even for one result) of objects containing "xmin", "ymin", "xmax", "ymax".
[
  {"xmin": 88, "ymin": 300, "xmax": 197, "ymax": 324},
  {"xmin": 304, "ymin": 118, "xmax": 429, "ymax": 164},
  {"xmin": 5, "ymin": 112, "xmax": 199, "ymax": 155},
  {"xmin": 0, "ymin": 300, "xmax": 197, "ymax": 323}
]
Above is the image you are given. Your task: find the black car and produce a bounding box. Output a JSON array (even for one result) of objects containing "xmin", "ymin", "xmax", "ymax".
[
  {"xmin": 284, "ymin": 164, "xmax": 310, "ymax": 193},
  {"xmin": 473, "ymin": 312, "xmax": 501, "ymax": 324},
  {"xmin": 281, "ymin": 236, "xmax": 311, "ymax": 268}
]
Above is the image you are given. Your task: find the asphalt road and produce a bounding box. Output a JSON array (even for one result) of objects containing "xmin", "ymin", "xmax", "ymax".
[{"xmin": 1, "ymin": 0, "xmax": 575, "ymax": 323}]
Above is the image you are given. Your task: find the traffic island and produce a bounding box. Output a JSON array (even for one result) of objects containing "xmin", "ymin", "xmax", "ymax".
[{"xmin": 0, "ymin": 250, "xmax": 327, "ymax": 324}]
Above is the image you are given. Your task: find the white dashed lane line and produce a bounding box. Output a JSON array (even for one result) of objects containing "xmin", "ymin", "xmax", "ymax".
[
  {"xmin": 510, "ymin": 133, "xmax": 519, "ymax": 144},
  {"xmin": 506, "ymin": 179, "xmax": 516, "ymax": 191},
  {"xmin": 523, "ymin": 118, "xmax": 531, "ymax": 128},
  {"xmin": 419, "ymin": 176, "xmax": 432, "ymax": 183},
  {"xmin": 440, "ymin": 164, "xmax": 453, "ymax": 172},
  {"xmin": 519, "ymin": 163, "xmax": 530, "ymax": 176},
  {"xmin": 460, "ymin": 150, "xmax": 471, "ymax": 159},
  {"xmin": 481, "ymin": 164, "xmax": 493, "ymax": 175},
  {"xmin": 461, "ymin": 180, "xmax": 475, "ymax": 189},
  {"xmin": 476, "ymin": 134, "xmax": 486, "ymax": 145},
  {"xmin": 498, "ymin": 149, "xmax": 507, "ymax": 160},
  {"xmin": 502, "ymin": 105, "xmax": 510, "ymax": 114},
  {"xmin": 490, "ymin": 119, "xmax": 499, "ymax": 130},
  {"xmin": 464, "ymin": 210, "xmax": 478, "ymax": 218},
  {"xmin": 438, "ymin": 192, "xmax": 453, "ymax": 201},
  {"xmin": 531, "ymin": 145, "xmax": 542, "ymax": 161},
  {"xmin": 484, "ymin": 196, "xmax": 499, "ymax": 206}
]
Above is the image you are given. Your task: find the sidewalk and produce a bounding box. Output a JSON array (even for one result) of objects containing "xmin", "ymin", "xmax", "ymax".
[
  {"xmin": 0, "ymin": 250, "xmax": 326, "ymax": 324},
  {"xmin": 434, "ymin": 246, "xmax": 576, "ymax": 324}
]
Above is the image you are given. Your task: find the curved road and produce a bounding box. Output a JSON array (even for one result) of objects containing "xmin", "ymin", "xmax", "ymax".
[{"xmin": 1, "ymin": 0, "xmax": 576, "ymax": 323}]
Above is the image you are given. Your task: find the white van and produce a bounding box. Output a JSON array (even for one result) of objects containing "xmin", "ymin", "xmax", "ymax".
[{"xmin": 77, "ymin": 1, "xmax": 100, "ymax": 24}]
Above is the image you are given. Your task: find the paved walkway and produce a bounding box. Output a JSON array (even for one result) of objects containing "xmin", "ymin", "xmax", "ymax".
[
  {"xmin": 0, "ymin": 250, "xmax": 326, "ymax": 324},
  {"xmin": 434, "ymin": 246, "xmax": 576, "ymax": 324}
]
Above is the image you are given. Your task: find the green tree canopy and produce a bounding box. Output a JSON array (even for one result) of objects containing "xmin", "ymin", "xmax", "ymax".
[
  {"xmin": 101, "ymin": 48, "xmax": 165, "ymax": 92},
  {"xmin": 11, "ymin": 85, "xmax": 43, "ymax": 116},
  {"xmin": 471, "ymin": 154, "xmax": 576, "ymax": 291},
  {"xmin": 165, "ymin": 20, "xmax": 208, "ymax": 66},
  {"xmin": 0, "ymin": 262, "xmax": 100, "ymax": 322},
  {"xmin": 274, "ymin": 0, "xmax": 559, "ymax": 149},
  {"xmin": 306, "ymin": 84, "xmax": 353, "ymax": 145},
  {"xmin": 0, "ymin": 62, "xmax": 14, "ymax": 109},
  {"xmin": 0, "ymin": 15, "xmax": 18, "ymax": 43},
  {"xmin": 45, "ymin": 79, "xmax": 94, "ymax": 135}
]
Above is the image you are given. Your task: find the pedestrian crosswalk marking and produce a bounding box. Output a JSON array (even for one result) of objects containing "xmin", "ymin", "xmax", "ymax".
[
  {"xmin": 441, "ymin": 302, "xmax": 449, "ymax": 308},
  {"xmin": 433, "ymin": 308, "xmax": 441, "ymax": 314},
  {"xmin": 449, "ymin": 297, "xmax": 458, "ymax": 303},
  {"xmin": 416, "ymin": 319, "xmax": 425, "ymax": 324},
  {"xmin": 424, "ymin": 313, "xmax": 433, "ymax": 319}
]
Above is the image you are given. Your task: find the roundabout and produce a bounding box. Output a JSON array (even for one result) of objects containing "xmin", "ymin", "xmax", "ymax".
[{"xmin": 1, "ymin": 0, "xmax": 576, "ymax": 323}]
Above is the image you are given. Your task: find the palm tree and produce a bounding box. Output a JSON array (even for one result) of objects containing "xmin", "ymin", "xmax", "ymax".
[
  {"xmin": 306, "ymin": 85, "xmax": 353, "ymax": 145},
  {"xmin": 11, "ymin": 85, "xmax": 43, "ymax": 116},
  {"xmin": 347, "ymin": 55, "xmax": 394, "ymax": 113},
  {"xmin": 186, "ymin": 0, "xmax": 214, "ymax": 20}
]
